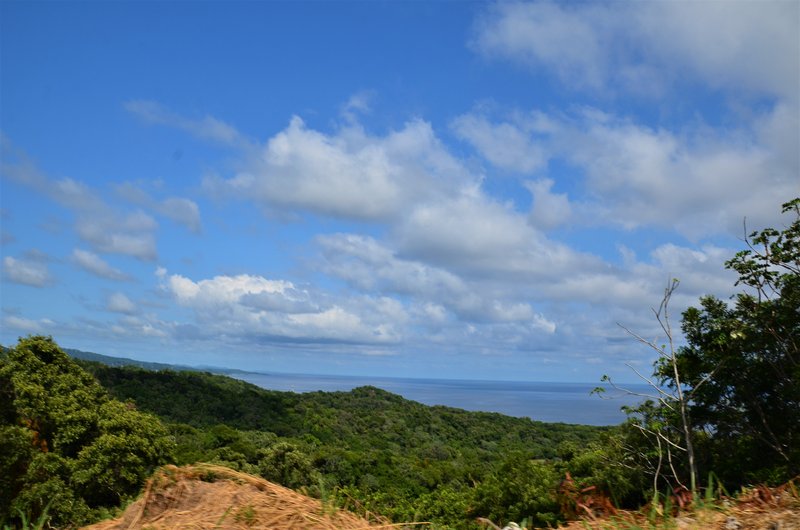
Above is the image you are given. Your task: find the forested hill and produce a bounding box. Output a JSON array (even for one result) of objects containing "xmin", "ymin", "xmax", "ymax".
[
  {"xmin": 79, "ymin": 360, "xmax": 604, "ymax": 455},
  {"xmin": 5, "ymin": 340, "xmax": 609, "ymax": 529},
  {"xmin": 65, "ymin": 348, "xmax": 187, "ymax": 371},
  {"xmin": 74, "ymin": 360, "xmax": 607, "ymax": 527}
]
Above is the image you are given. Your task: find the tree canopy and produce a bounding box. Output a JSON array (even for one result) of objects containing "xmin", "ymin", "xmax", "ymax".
[
  {"xmin": 0, "ymin": 336, "xmax": 174, "ymax": 527},
  {"xmin": 673, "ymin": 198, "xmax": 800, "ymax": 484}
]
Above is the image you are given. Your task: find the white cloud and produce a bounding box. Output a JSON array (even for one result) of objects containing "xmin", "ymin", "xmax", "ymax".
[
  {"xmin": 634, "ymin": 1, "xmax": 799, "ymax": 101},
  {"xmin": 107, "ymin": 292, "xmax": 137, "ymax": 314},
  {"xmin": 473, "ymin": 1, "xmax": 799, "ymax": 100},
  {"xmin": 113, "ymin": 314, "xmax": 170, "ymax": 338},
  {"xmin": 71, "ymin": 249, "xmax": 130, "ymax": 281},
  {"xmin": 205, "ymin": 116, "xmax": 478, "ymax": 221},
  {"xmin": 159, "ymin": 270, "xmax": 405, "ymax": 345},
  {"xmin": 1, "ymin": 143, "xmax": 161, "ymax": 260},
  {"xmin": 453, "ymin": 106, "xmax": 796, "ymax": 239},
  {"xmin": 125, "ymin": 100, "xmax": 247, "ymax": 146},
  {"xmin": 451, "ymin": 112, "xmax": 546, "ymax": 173},
  {"xmin": 318, "ymin": 232, "xmax": 562, "ymax": 332},
  {"xmin": 160, "ymin": 197, "xmax": 202, "ymax": 233},
  {"xmin": 473, "ymin": 1, "xmax": 612, "ymax": 89},
  {"xmin": 2, "ymin": 315, "xmax": 55, "ymax": 332},
  {"xmin": 524, "ymin": 179, "xmax": 571, "ymax": 229},
  {"xmin": 317, "ymin": 233, "xmax": 467, "ymax": 297},
  {"xmin": 75, "ymin": 211, "xmax": 157, "ymax": 260},
  {"xmin": 341, "ymin": 91, "xmax": 374, "ymax": 123},
  {"xmin": 2, "ymin": 256, "xmax": 53, "ymax": 287},
  {"xmin": 115, "ymin": 182, "xmax": 202, "ymax": 234},
  {"xmin": 556, "ymin": 109, "xmax": 796, "ymax": 237},
  {"xmin": 394, "ymin": 191, "xmax": 596, "ymax": 279}
]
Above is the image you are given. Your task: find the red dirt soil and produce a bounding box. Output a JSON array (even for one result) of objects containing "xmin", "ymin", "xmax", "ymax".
[{"xmin": 81, "ymin": 464, "xmax": 401, "ymax": 530}]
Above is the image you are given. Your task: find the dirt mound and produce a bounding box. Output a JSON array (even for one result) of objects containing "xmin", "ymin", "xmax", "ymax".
[{"xmin": 82, "ymin": 464, "xmax": 397, "ymax": 530}]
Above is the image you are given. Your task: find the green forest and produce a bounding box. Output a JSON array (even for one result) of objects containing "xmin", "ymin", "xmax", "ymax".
[{"xmin": 1, "ymin": 199, "xmax": 798, "ymax": 529}]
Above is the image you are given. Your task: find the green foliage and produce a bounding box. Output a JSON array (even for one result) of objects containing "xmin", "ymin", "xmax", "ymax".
[
  {"xmin": 75, "ymin": 362, "xmax": 296, "ymax": 434},
  {"xmin": 566, "ymin": 198, "xmax": 800, "ymax": 516},
  {"xmin": 561, "ymin": 430, "xmax": 649, "ymax": 508},
  {"xmin": 472, "ymin": 454, "xmax": 562, "ymax": 527},
  {"xmin": 80, "ymin": 359, "xmax": 606, "ymax": 528},
  {"xmin": 592, "ymin": 198, "xmax": 800, "ymax": 507},
  {"xmin": 0, "ymin": 336, "xmax": 174, "ymax": 528},
  {"xmin": 258, "ymin": 441, "xmax": 320, "ymax": 490},
  {"xmin": 673, "ymin": 199, "xmax": 800, "ymax": 485}
]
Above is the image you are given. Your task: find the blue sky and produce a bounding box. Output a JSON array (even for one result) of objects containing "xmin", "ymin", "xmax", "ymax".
[{"xmin": 1, "ymin": 1, "xmax": 798, "ymax": 382}]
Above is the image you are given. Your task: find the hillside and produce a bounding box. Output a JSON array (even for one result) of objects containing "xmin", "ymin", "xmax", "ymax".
[
  {"xmin": 65, "ymin": 348, "xmax": 190, "ymax": 372},
  {"xmin": 83, "ymin": 464, "xmax": 799, "ymax": 530},
  {"xmin": 4, "ymin": 335, "xmax": 799, "ymax": 529},
  {"xmin": 79, "ymin": 361, "xmax": 603, "ymax": 454},
  {"xmin": 74, "ymin": 360, "xmax": 605, "ymax": 528}
]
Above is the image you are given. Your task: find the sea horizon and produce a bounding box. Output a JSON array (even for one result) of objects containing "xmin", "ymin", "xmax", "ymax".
[{"xmin": 229, "ymin": 370, "xmax": 650, "ymax": 426}]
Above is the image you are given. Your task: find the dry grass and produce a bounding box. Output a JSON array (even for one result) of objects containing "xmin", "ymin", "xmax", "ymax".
[
  {"xmin": 555, "ymin": 480, "xmax": 800, "ymax": 530},
  {"xmin": 80, "ymin": 464, "xmax": 800, "ymax": 530},
  {"xmin": 82, "ymin": 464, "xmax": 417, "ymax": 530}
]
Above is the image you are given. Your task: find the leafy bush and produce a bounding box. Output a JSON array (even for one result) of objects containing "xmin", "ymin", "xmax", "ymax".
[{"xmin": 0, "ymin": 336, "xmax": 174, "ymax": 527}]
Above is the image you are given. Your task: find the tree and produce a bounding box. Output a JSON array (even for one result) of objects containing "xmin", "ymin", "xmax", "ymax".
[
  {"xmin": 0, "ymin": 336, "xmax": 174, "ymax": 527},
  {"xmin": 598, "ymin": 280, "xmax": 699, "ymax": 498},
  {"xmin": 599, "ymin": 198, "xmax": 799, "ymax": 498},
  {"xmin": 673, "ymin": 198, "xmax": 799, "ymax": 483}
]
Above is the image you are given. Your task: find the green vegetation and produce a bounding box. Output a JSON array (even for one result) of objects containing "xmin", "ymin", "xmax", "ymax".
[
  {"xmin": 590, "ymin": 198, "xmax": 800, "ymax": 507},
  {"xmin": 2, "ymin": 199, "xmax": 796, "ymax": 529},
  {"xmin": 676, "ymin": 198, "xmax": 799, "ymax": 486},
  {"xmin": 79, "ymin": 362, "xmax": 603, "ymax": 527},
  {"xmin": 2, "ymin": 336, "xmax": 604, "ymax": 529},
  {"xmin": 0, "ymin": 336, "xmax": 174, "ymax": 528}
]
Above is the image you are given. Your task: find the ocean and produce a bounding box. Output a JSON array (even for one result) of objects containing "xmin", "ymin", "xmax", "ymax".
[{"xmin": 230, "ymin": 372, "xmax": 650, "ymax": 426}]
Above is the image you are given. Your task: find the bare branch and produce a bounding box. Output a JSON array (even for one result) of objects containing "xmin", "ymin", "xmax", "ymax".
[{"xmin": 631, "ymin": 422, "xmax": 686, "ymax": 452}]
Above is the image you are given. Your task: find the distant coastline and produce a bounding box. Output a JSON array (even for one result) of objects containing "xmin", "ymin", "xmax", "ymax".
[
  {"xmin": 64, "ymin": 347, "xmax": 645, "ymax": 426},
  {"xmin": 232, "ymin": 371, "xmax": 646, "ymax": 426}
]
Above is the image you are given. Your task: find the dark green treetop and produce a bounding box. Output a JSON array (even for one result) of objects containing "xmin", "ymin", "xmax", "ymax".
[
  {"xmin": 673, "ymin": 198, "xmax": 799, "ymax": 484},
  {"xmin": 0, "ymin": 335, "xmax": 174, "ymax": 528}
]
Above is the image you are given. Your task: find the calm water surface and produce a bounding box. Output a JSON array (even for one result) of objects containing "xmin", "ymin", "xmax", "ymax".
[{"xmin": 231, "ymin": 372, "xmax": 648, "ymax": 426}]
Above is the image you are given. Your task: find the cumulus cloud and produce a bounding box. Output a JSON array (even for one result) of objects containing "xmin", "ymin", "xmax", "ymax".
[
  {"xmin": 74, "ymin": 211, "xmax": 157, "ymax": 260},
  {"xmin": 317, "ymin": 232, "xmax": 559, "ymax": 334},
  {"xmin": 556, "ymin": 110, "xmax": 795, "ymax": 237},
  {"xmin": 158, "ymin": 269, "xmax": 405, "ymax": 346},
  {"xmin": 315, "ymin": 221, "xmax": 745, "ymax": 362},
  {"xmin": 341, "ymin": 91, "xmax": 375, "ymax": 123},
  {"xmin": 204, "ymin": 116, "xmax": 479, "ymax": 221},
  {"xmin": 525, "ymin": 179, "xmax": 571, "ymax": 229},
  {"xmin": 110, "ymin": 314, "xmax": 170, "ymax": 338},
  {"xmin": 71, "ymin": 249, "xmax": 130, "ymax": 281},
  {"xmin": 473, "ymin": 1, "xmax": 613, "ymax": 89},
  {"xmin": 453, "ymin": 106, "xmax": 796, "ymax": 239},
  {"xmin": 473, "ymin": 1, "xmax": 799, "ymax": 99},
  {"xmin": 633, "ymin": 1, "xmax": 799, "ymax": 101},
  {"xmin": 2, "ymin": 256, "xmax": 53, "ymax": 287},
  {"xmin": 394, "ymin": 191, "xmax": 598, "ymax": 279},
  {"xmin": 464, "ymin": 2, "xmax": 797, "ymax": 240},
  {"xmin": 451, "ymin": 112, "xmax": 547, "ymax": 173},
  {"xmin": 160, "ymin": 197, "xmax": 202, "ymax": 233}
]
